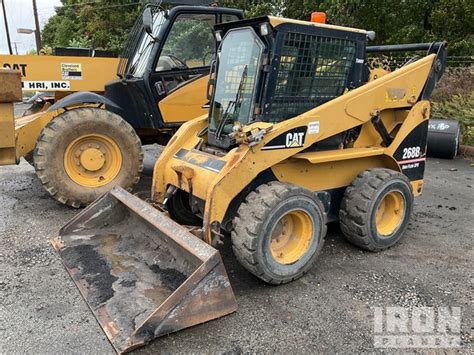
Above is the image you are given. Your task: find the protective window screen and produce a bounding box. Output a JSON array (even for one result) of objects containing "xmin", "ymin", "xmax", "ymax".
[{"xmin": 267, "ymin": 32, "xmax": 356, "ymax": 122}]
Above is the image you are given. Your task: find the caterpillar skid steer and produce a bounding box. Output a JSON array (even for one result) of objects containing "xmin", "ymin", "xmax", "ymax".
[
  {"xmin": 0, "ymin": 3, "xmax": 243, "ymax": 207},
  {"xmin": 52, "ymin": 14, "xmax": 447, "ymax": 353}
]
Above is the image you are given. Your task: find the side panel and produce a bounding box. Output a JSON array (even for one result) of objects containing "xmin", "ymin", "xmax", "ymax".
[
  {"xmin": 0, "ymin": 70, "xmax": 21, "ymax": 164},
  {"xmin": 15, "ymin": 110, "xmax": 62, "ymax": 157},
  {"xmin": 158, "ymin": 75, "xmax": 209, "ymax": 123},
  {"xmin": 0, "ymin": 55, "xmax": 118, "ymax": 93},
  {"xmin": 392, "ymin": 120, "xmax": 429, "ymax": 181},
  {"xmin": 0, "ymin": 103, "xmax": 17, "ymax": 164},
  {"xmin": 384, "ymin": 101, "xmax": 430, "ymax": 195},
  {"xmin": 271, "ymin": 155, "xmax": 396, "ymax": 192}
]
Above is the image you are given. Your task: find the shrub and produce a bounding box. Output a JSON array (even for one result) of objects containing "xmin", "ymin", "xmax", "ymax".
[
  {"xmin": 431, "ymin": 66, "xmax": 474, "ymax": 145},
  {"xmin": 431, "ymin": 66, "xmax": 474, "ymax": 102},
  {"xmin": 432, "ymin": 93, "xmax": 474, "ymax": 145}
]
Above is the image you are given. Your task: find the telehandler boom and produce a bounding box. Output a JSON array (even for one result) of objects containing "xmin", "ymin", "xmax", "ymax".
[{"xmin": 52, "ymin": 14, "xmax": 446, "ymax": 353}]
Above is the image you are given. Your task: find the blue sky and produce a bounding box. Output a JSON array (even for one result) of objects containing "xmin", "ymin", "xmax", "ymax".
[{"xmin": 1, "ymin": 0, "xmax": 61, "ymax": 54}]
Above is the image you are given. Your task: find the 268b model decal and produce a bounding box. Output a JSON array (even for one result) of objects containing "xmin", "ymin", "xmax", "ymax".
[{"xmin": 394, "ymin": 121, "xmax": 429, "ymax": 180}]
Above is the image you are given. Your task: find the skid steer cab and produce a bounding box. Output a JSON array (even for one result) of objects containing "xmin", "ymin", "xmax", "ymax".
[
  {"xmin": 53, "ymin": 15, "xmax": 447, "ymax": 353},
  {"xmin": 0, "ymin": 3, "xmax": 243, "ymax": 208}
]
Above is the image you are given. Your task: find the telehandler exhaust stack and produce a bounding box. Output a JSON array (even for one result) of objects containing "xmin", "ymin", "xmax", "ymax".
[{"xmin": 52, "ymin": 188, "xmax": 237, "ymax": 353}]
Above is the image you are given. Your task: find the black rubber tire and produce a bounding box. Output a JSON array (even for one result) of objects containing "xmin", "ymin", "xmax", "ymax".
[
  {"xmin": 23, "ymin": 151, "xmax": 34, "ymax": 166},
  {"xmin": 167, "ymin": 189, "xmax": 201, "ymax": 226},
  {"xmin": 339, "ymin": 168, "xmax": 414, "ymax": 252},
  {"xmin": 33, "ymin": 108, "xmax": 143, "ymax": 208},
  {"xmin": 231, "ymin": 182, "xmax": 327, "ymax": 285}
]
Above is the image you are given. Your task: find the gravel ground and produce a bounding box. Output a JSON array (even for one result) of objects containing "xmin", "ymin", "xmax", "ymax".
[{"xmin": 0, "ymin": 148, "xmax": 472, "ymax": 353}]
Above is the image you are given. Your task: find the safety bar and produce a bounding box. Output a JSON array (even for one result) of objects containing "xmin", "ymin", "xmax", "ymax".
[{"xmin": 367, "ymin": 42, "xmax": 447, "ymax": 53}]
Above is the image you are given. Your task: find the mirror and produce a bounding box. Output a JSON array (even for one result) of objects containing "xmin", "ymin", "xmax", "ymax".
[{"xmin": 143, "ymin": 7, "xmax": 153, "ymax": 35}]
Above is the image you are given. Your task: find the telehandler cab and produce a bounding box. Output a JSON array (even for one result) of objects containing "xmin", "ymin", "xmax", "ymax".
[
  {"xmin": 52, "ymin": 14, "xmax": 446, "ymax": 353},
  {"xmin": 0, "ymin": 3, "xmax": 243, "ymax": 207}
]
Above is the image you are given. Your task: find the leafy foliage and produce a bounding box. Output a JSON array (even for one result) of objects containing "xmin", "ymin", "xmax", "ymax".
[
  {"xmin": 42, "ymin": 0, "xmax": 473, "ymax": 55},
  {"xmin": 431, "ymin": 67, "xmax": 474, "ymax": 144},
  {"xmin": 223, "ymin": 0, "xmax": 474, "ymax": 56},
  {"xmin": 42, "ymin": 0, "xmax": 143, "ymax": 53},
  {"xmin": 431, "ymin": 67, "xmax": 474, "ymax": 102},
  {"xmin": 432, "ymin": 92, "xmax": 474, "ymax": 145}
]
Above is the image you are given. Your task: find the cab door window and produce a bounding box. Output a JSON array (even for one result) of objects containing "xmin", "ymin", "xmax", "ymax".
[{"xmin": 157, "ymin": 14, "xmax": 216, "ymax": 71}]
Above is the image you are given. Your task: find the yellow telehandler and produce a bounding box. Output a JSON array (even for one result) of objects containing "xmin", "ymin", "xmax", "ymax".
[
  {"xmin": 0, "ymin": 3, "xmax": 243, "ymax": 207},
  {"xmin": 50, "ymin": 14, "xmax": 446, "ymax": 353}
]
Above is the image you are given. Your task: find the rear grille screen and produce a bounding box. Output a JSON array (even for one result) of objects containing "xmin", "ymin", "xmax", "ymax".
[{"xmin": 266, "ymin": 32, "xmax": 356, "ymax": 122}]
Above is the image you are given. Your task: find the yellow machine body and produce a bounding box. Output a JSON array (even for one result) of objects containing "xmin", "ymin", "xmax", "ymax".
[
  {"xmin": 0, "ymin": 54, "xmax": 118, "ymax": 96},
  {"xmin": 0, "ymin": 69, "xmax": 93, "ymax": 165},
  {"xmin": 0, "ymin": 54, "xmax": 119, "ymax": 164},
  {"xmin": 0, "ymin": 70, "xmax": 209, "ymax": 166},
  {"xmin": 0, "ymin": 70, "xmax": 22, "ymax": 164},
  {"xmin": 151, "ymin": 55, "xmax": 434, "ymax": 243}
]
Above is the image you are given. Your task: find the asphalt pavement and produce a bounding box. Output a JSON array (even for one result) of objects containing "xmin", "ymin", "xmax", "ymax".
[{"xmin": 0, "ymin": 148, "xmax": 472, "ymax": 353}]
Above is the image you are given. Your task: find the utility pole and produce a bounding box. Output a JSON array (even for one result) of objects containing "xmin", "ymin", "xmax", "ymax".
[
  {"xmin": 32, "ymin": 0, "xmax": 42, "ymax": 52},
  {"xmin": 1, "ymin": 0, "xmax": 13, "ymax": 54},
  {"xmin": 12, "ymin": 41, "xmax": 20, "ymax": 54}
]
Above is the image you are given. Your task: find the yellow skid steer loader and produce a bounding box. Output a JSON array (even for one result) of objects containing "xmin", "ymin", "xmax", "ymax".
[{"xmin": 52, "ymin": 15, "xmax": 447, "ymax": 353}]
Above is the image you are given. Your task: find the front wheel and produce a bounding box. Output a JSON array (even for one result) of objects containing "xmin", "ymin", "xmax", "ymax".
[
  {"xmin": 231, "ymin": 182, "xmax": 327, "ymax": 284},
  {"xmin": 33, "ymin": 108, "xmax": 143, "ymax": 208}
]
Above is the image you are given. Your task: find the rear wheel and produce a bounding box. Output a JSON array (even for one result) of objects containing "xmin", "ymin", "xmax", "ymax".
[
  {"xmin": 33, "ymin": 107, "xmax": 143, "ymax": 208},
  {"xmin": 339, "ymin": 168, "xmax": 413, "ymax": 251},
  {"xmin": 231, "ymin": 182, "xmax": 326, "ymax": 284}
]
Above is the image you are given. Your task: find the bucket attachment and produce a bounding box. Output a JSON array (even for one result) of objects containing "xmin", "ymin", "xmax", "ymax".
[{"xmin": 51, "ymin": 187, "xmax": 237, "ymax": 354}]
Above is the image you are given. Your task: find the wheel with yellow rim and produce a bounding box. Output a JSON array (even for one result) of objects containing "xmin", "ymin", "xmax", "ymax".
[
  {"xmin": 63, "ymin": 134, "xmax": 122, "ymax": 188},
  {"xmin": 33, "ymin": 107, "xmax": 143, "ymax": 208},
  {"xmin": 339, "ymin": 168, "xmax": 413, "ymax": 251},
  {"xmin": 231, "ymin": 182, "xmax": 327, "ymax": 284}
]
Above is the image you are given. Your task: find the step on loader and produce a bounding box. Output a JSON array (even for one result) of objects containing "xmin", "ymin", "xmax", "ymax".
[{"xmin": 52, "ymin": 14, "xmax": 447, "ymax": 353}]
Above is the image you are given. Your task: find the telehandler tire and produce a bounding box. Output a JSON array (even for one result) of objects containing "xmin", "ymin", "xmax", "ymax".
[
  {"xmin": 231, "ymin": 182, "xmax": 326, "ymax": 285},
  {"xmin": 33, "ymin": 107, "xmax": 143, "ymax": 208},
  {"xmin": 167, "ymin": 189, "xmax": 202, "ymax": 226},
  {"xmin": 339, "ymin": 168, "xmax": 413, "ymax": 252}
]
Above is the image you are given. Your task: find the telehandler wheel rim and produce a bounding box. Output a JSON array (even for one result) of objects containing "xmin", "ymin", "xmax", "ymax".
[
  {"xmin": 270, "ymin": 210, "xmax": 313, "ymax": 265},
  {"xmin": 64, "ymin": 134, "xmax": 122, "ymax": 187},
  {"xmin": 375, "ymin": 191, "xmax": 405, "ymax": 237}
]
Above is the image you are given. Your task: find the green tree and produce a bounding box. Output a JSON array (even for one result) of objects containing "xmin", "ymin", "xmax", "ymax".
[
  {"xmin": 278, "ymin": 0, "xmax": 473, "ymax": 55},
  {"xmin": 42, "ymin": 0, "xmax": 144, "ymax": 53},
  {"xmin": 42, "ymin": 0, "xmax": 473, "ymax": 55}
]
